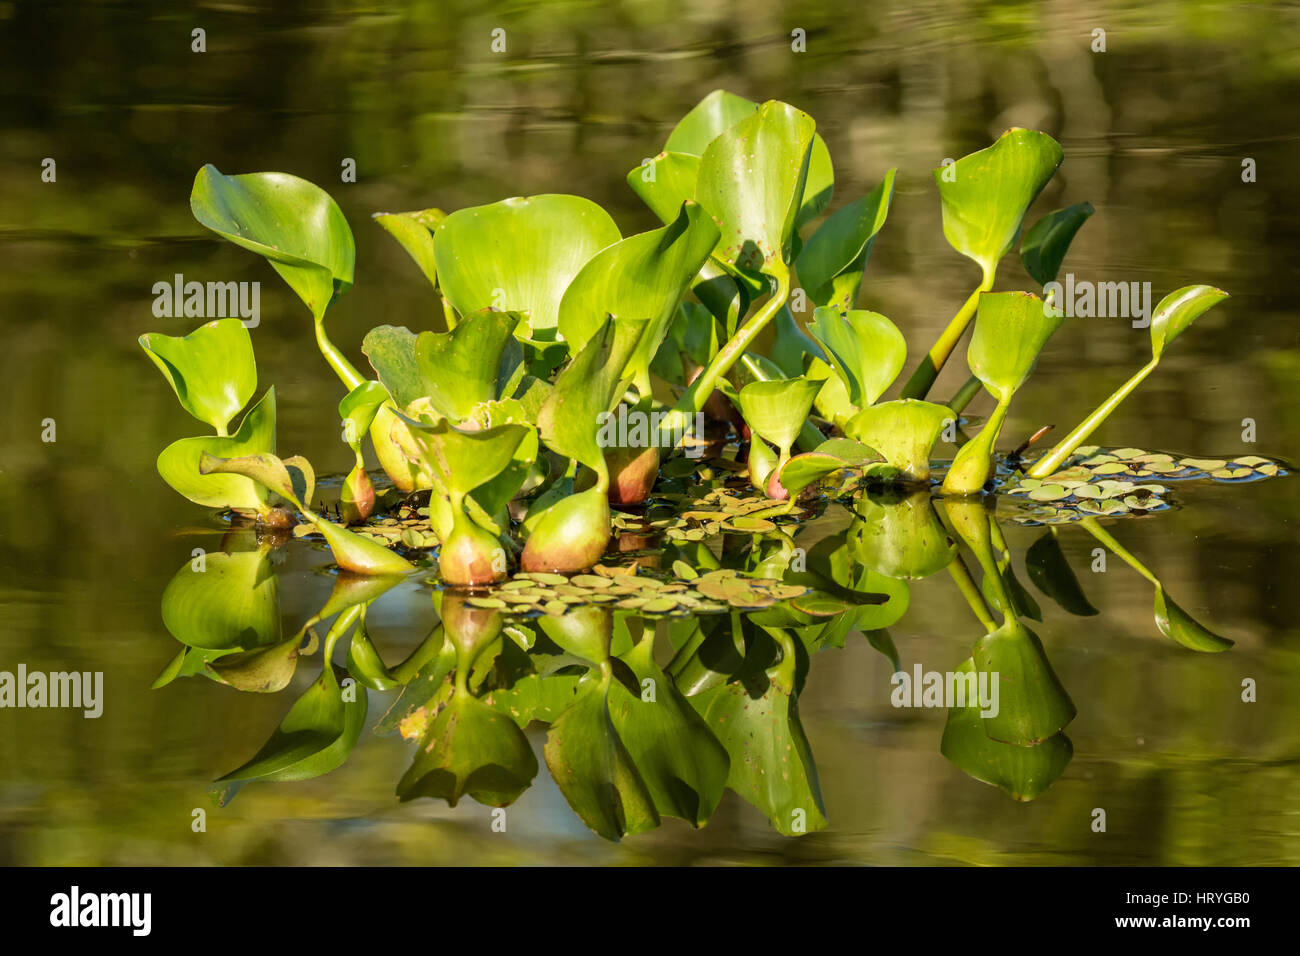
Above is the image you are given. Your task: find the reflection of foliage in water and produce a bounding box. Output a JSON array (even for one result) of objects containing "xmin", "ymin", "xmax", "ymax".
[{"xmin": 157, "ymin": 450, "xmax": 1287, "ymax": 838}]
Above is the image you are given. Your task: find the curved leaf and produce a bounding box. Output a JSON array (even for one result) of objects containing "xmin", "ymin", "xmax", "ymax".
[
  {"xmin": 808, "ymin": 307, "xmax": 907, "ymax": 407},
  {"xmin": 156, "ymin": 387, "xmax": 276, "ymax": 513},
  {"xmin": 434, "ymin": 195, "xmax": 620, "ymax": 336},
  {"xmin": 1020, "ymin": 202, "xmax": 1093, "ymax": 286},
  {"xmin": 796, "ymin": 168, "xmax": 896, "ymax": 308},
  {"xmin": 967, "ymin": 291, "xmax": 1064, "ymax": 402},
  {"xmin": 139, "ymin": 318, "xmax": 256, "ymax": 434},
  {"xmin": 935, "ymin": 129, "xmax": 1063, "ymax": 279},
  {"xmin": 373, "ymin": 207, "xmax": 445, "ymax": 288},
  {"xmin": 1149, "ymin": 285, "xmax": 1230, "ymax": 360},
  {"xmin": 160, "ymin": 548, "xmax": 280, "ymax": 651},
  {"xmin": 695, "ymin": 101, "xmax": 816, "ymax": 281},
  {"xmin": 736, "ymin": 377, "xmax": 822, "ymax": 456},
  {"xmin": 191, "ymin": 165, "xmax": 354, "ymax": 319}
]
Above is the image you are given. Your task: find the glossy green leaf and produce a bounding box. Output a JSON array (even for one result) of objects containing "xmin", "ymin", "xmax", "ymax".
[
  {"xmin": 626, "ymin": 152, "xmax": 702, "ymax": 225},
  {"xmin": 139, "ymin": 319, "xmax": 256, "ymax": 434},
  {"xmin": 400, "ymin": 416, "xmax": 529, "ymax": 506},
  {"xmin": 373, "ymin": 207, "xmax": 445, "ymax": 288},
  {"xmin": 557, "ymin": 201, "xmax": 719, "ymax": 383},
  {"xmin": 665, "ymin": 89, "xmax": 760, "ymax": 154},
  {"xmin": 212, "ymin": 663, "xmax": 367, "ymax": 804},
  {"xmin": 160, "ymin": 548, "xmax": 280, "ymax": 651},
  {"xmin": 361, "ymin": 326, "xmax": 425, "ymax": 409},
  {"xmin": 796, "ymin": 169, "xmax": 896, "ymax": 308},
  {"xmin": 545, "ymin": 675, "xmax": 660, "ymax": 841},
  {"xmin": 339, "ymin": 380, "xmax": 390, "ymax": 450},
  {"xmin": 1025, "ymin": 530, "xmax": 1098, "ymax": 616},
  {"xmin": 736, "ymin": 377, "xmax": 822, "ymax": 457},
  {"xmin": 692, "ymin": 638, "xmax": 827, "ymax": 836},
  {"xmin": 843, "ymin": 399, "xmax": 951, "ymax": 481},
  {"xmin": 849, "ymin": 490, "xmax": 956, "ymax": 580},
  {"xmin": 397, "ymin": 690, "xmax": 538, "ymax": 806},
  {"xmin": 414, "ymin": 310, "xmax": 521, "ymax": 420},
  {"xmin": 942, "ymin": 659, "xmax": 1072, "ymax": 801},
  {"xmin": 1154, "ymin": 587, "xmax": 1234, "ymax": 652},
  {"xmin": 808, "ymin": 307, "xmax": 907, "ymax": 408},
  {"xmin": 607, "ymin": 633, "xmax": 729, "ymax": 827},
  {"xmin": 1149, "ymin": 285, "xmax": 1230, "ymax": 360},
  {"xmin": 973, "ymin": 619, "xmax": 1076, "ymax": 746},
  {"xmin": 966, "ymin": 291, "xmax": 1064, "ymax": 402},
  {"xmin": 935, "ymin": 129, "xmax": 1063, "ymax": 279},
  {"xmin": 536, "ymin": 316, "xmax": 645, "ymax": 481},
  {"xmin": 1020, "ymin": 202, "xmax": 1093, "ymax": 286},
  {"xmin": 191, "ymin": 165, "xmax": 354, "ymax": 320},
  {"xmin": 434, "ymin": 195, "xmax": 620, "ymax": 336},
  {"xmin": 695, "ymin": 101, "xmax": 816, "ymax": 281},
  {"xmin": 156, "ymin": 387, "xmax": 276, "ymax": 513}
]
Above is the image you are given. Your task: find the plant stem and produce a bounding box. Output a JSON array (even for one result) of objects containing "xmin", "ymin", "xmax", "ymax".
[
  {"xmin": 946, "ymin": 555, "xmax": 998, "ymax": 634},
  {"xmin": 940, "ymin": 398, "xmax": 1009, "ymax": 495},
  {"xmin": 656, "ymin": 272, "xmax": 790, "ymax": 447},
  {"xmin": 1025, "ymin": 358, "xmax": 1159, "ymax": 479},
  {"xmin": 901, "ymin": 270, "xmax": 994, "ymax": 401},
  {"xmin": 314, "ymin": 316, "xmax": 365, "ymax": 391},
  {"xmin": 947, "ymin": 374, "xmax": 983, "ymax": 415},
  {"xmin": 1077, "ymin": 517, "xmax": 1159, "ymax": 586}
]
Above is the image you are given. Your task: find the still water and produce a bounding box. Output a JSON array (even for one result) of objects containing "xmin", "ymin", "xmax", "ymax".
[{"xmin": 1, "ymin": 0, "xmax": 1298, "ymax": 864}]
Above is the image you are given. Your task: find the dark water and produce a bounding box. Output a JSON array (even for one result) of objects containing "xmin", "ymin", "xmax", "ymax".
[{"xmin": 1, "ymin": 0, "xmax": 1298, "ymax": 864}]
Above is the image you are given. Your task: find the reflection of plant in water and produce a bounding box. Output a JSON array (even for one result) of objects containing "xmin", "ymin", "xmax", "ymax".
[{"xmin": 140, "ymin": 90, "xmax": 1291, "ymax": 839}]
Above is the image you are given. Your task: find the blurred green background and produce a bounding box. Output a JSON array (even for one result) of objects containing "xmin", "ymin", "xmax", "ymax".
[{"xmin": 0, "ymin": 0, "xmax": 1297, "ymax": 864}]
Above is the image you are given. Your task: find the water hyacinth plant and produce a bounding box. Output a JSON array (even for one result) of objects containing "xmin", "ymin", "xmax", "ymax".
[{"xmin": 144, "ymin": 89, "xmax": 1250, "ymax": 592}]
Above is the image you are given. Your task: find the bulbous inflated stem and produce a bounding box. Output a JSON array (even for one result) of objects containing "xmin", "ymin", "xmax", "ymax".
[
  {"xmin": 340, "ymin": 464, "xmax": 376, "ymax": 524},
  {"xmin": 941, "ymin": 400, "xmax": 1009, "ymax": 495},
  {"xmin": 439, "ymin": 514, "xmax": 507, "ymax": 587},
  {"xmin": 370, "ymin": 404, "xmax": 429, "ymax": 494},
  {"xmin": 520, "ymin": 486, "xmax": 610, "ymax": 573},
  {"xmin": 748, "ymin": 438, "xmax": 778, "ymax": 493},
  {"xmin": 439, "ymin": 593, "xmax": 504, "ymax": 667},
  {"xmin": 605, "ymin": 444, "xmax": 660, "ymax": 506}
]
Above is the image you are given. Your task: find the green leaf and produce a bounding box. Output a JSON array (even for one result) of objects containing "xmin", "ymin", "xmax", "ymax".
[
  {"xmin": 1020, "ymin": 202, "xmax": 1093, "ymax": 286},
  {"xmin": 397, "ymin": 690, "xmax": 538, "ymax": 807},
  {"xmin": 339, "ymin": 380, "xmax": 390, "ymax": 450},
  {"xmin": 796, "ymin": 169, "xmax": 897, "ymax": 308},
  {"xmin": 626, "ymin": 152, "xmax": 702, "ymax": 225},
  {"xmin": 160, "ymin": 548, "xmax": 280, "ymax": 651},
  {"xmin": 693, "ymin": 644, "xmax": 827, "ymax": 836},
  {"xmin": 848, "ymin": 490, "xmax": 956, "ymax": 580},
  {"xmin": 843, "ymin": 399, "xmax": 951, "ymax": 481},
  {"xmin": 607, "ymin": 634, "xmax": 730, "ymax": 827},
  {"xmin": 139, "ymin": 319, "xmax": 256, "ymax": 434},
  {"xmin": 966, "ymin": 291, "xmax": 1064, "ymax": 402},
  {"xmin": 807, "ymin": 307, "xmax": 907, "ymax": 407},
  {"xmin": 156, "ymin": 387, "xmax": 276, "ymax": 513},
  {"xmin": 200, "ymin": 451, "xmax": 304, "ymax": 509},
  {"xmin": 190, "ymin": 165, "xmax": 354, "ymax": 320},
  {"xmin": 373, "ymin": 208, "xmax": 445, "ymax": 288},
  {"xmin": 398, "ymin": 416, "xmax": 530, "ymax": 506},
  {"xmin": 736, "ymin": 377, "xmax": 822, "ymax": 458},
  {"xmin": 665, "ymin": 89, "xmax": 760, "ymax": 154},
  {"xmin": 695, "ymin": 101, "xmax": 816, "ymax": 282},
  {"xmin": 212, "ymin": 664, "xmax": 367, "ymax": 804},
  {"xmin": 433, "ymin": 195, "xmax": 620, "ymax": 336},
  {"xmin": 414, "ymin": 309, "xmax": 521, "ymax": 420},
  {"xmin": 536, "ymin": 316, "xmax": 646, "ymax": 480},
  {"xmin": 973, "ymin": 619, "xmax": 1076, "ymax": 746},
  {"xmin": 1025, "ymin": 531, "xmax": 1098, "ymax": 617},
  {"xmin": 1149, "ymin": 285, "xmax": 1230, "ymax": 360},
  {"xmin": 545, "ymin": 676, "xmax": 660, "ymax": 841},
  {"xmin": 1154, "ymin": 587, "xmax": 1234, "ymax": 653},
  {"xmin": 361, "ymin": 326, "xmax": 425, "ymax": 409},
  {"xmin": 941, "ymin": 659, "xmax": 1072, "ymax": 801},
  {"xmin": 557, "ymin": 201, "xmax": 719, "ymax": 381},
  {"xmin": 935, "ymin": 129, "xmax": 1064, "ymax": 279}
]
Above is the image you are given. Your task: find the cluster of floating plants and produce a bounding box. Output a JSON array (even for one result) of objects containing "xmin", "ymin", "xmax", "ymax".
[{"xmin": 144, "ymin": 91, "xmax": 1287, "ymax": 837}]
